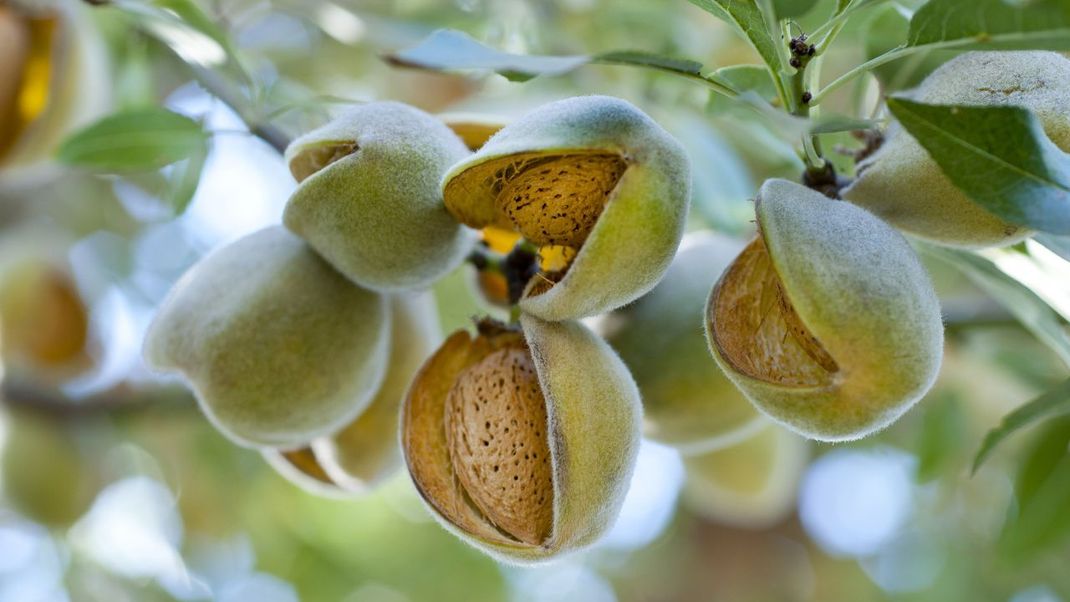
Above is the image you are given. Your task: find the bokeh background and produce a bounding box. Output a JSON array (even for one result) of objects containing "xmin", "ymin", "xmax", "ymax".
[{"xmin": 2, "ymin": 0, "xmax": 1070, "ymax": 600}]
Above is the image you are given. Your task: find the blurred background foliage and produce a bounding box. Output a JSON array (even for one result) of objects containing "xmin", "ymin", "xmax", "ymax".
[{"xmin": 0, "ymin": 0, "xmax": 1069, "ymax": 600}]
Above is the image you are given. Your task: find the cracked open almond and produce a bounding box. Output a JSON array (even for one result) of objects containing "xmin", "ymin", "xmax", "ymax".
[
  {"xmin": 283, "ymin": 101, "xmax": 474, "ymax": 292},
  {"xmin": 843, "ymin": 51, "xmax": 1070, "ymax": 248},
  {"xmin": 401, "ymin": 316, "xmax": 641, "ymax": 563},
  {"xmin": 442, "ymin": 96, "xmax": 690, "ymax": 321},
  {"xmin": 706, "ymin": 179, "xmax": 943, "ymax": 441}
]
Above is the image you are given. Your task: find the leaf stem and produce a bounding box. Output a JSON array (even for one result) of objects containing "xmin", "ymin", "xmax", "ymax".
[
  {"xmin": 809, "ymin": 45, "xmax": 919, "ymax": 106},
  {"xmin": 809, "ymin": 0, "xmax": 890, "ymax": 40},
  {"xmin": 188, "ymin": 65, "xmax": 292, "ymax": 154}
]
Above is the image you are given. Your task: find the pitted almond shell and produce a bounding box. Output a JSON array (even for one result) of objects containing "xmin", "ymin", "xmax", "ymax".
[
  {"xmin": 445, "ymin": 344, "xmax": 554, "ymax": 544},
  {"xmin": 843, "ymin": 51, "xmax": 1070, "ymax": 248},
  {"xmin": 441, "ymin": 95, "xmax": 690, "ymax": 321},
  {"xmin": 682, "ymin": 422, "xmax": 808, "ymax": 528},
  {"xmin": 604, "ymin": 232, "xmax": 765, "ymax": 455},
  {"xmin": 439, "ymin": 112, "xmax": 506, "ymax": 151},
  {"xmin": 311, "ymin": 292, "xmax": 441, "ymax": 492},
  {"xmin": 401, "ymin": 315, "xmax": 641, "ymax": 564},
  {"xmin": 284, "ymin": 101, "xmax": 475, "ymax": 292},
  {"xmin": 144, "ymin": 226, "xmax": 390, "ymax": 449},
  {"xmin": 706, "ymin": 179, "xmax": 943, "ymax": 442}
]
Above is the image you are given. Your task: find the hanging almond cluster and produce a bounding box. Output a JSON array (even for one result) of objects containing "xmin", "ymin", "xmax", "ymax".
[{"xmin": 145, "ymin": 96, "xmax": 690, "ymax": 563}]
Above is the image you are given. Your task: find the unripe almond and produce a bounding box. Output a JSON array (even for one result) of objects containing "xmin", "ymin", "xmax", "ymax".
[
  {"xmin": 604, "ymin": 232, "xmax": 765, "ymax": 455},
  {"xmin": 144, "ymin": 226, "xmax": 390, "ymax": 449},
  {"xmin": 682, "ymin": 422, "xmax": 808, "ymax": 528},
  {"xmin": 442, "ymin": 95, "xmax": 690, "ymax": 321},
  {"xmin": 402, "ymin": 316, "xmax": 641, "ymax": 563},
  {"xmin": 706, "ymin": 179, "xmax": 943, "ymax": 441},
  {"xmin": 284, "ymin": 101, "xmax": 474, "ymax": 292},
  {"xmin": 843, "ymin": 51, "xmax": 1070, "ymax": 248}
]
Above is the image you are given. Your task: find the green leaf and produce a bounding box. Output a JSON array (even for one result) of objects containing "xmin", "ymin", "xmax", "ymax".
[
  {"xmin": 385, "ymin": 29, "xmax": 588, "ymax": 80},
  {"xmin": 808, "ymin": 114, "xmax": 880, "ymax": 135},
  {"xmin": 864, "ymin": 5, "xmax": 951, "ymax": 91},
  {"xmin": 688, "ymin": 0, "xmax": 786, "ymax": 76},
  {"xmin": 920, "ymin": 246, "xmax": 1070, "ymax": 368},
  {"xmin": 908, "ymin": 0, "xmax": 1070, "ymax": 51},
  {"xmin": 773, "ymin": 0, "xmax": 819, "ymax": 18},
  {"xmin": 709, "ymin": 65, "xmax": 778, "ymax": 101},
  {"xmin": 593, "ymin": 51, "xmax": 704, "ymax": 77},
  {"xmin": 384, "ymin": 30, "xmax": 710, "ymax": 87},
  {"xmin": 58, "ymin": 108, "xmax": 208, "ymax": 173},
  {"xmin": 972, "ymin": 379, "xmax": 1070, "ymax": 473},
  {"xmin": 706, "ymin": 64, "xmax": 779, "ymax": 114},
  {"xmin": 706, "ymin": 65, "xmax": 875, "ymax": 134},
  {"xmin": 887, "ymin": 98, "xmax": 1070, "ymax": 235},
  {"xmin": 999, "ymin": 416, "xmax": 1070, "ymax": 560}
]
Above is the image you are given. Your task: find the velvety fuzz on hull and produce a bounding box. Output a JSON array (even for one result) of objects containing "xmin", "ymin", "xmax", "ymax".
[
  {"xmin": 707, "ymin": 179, "xmax": 943, "ymax": 441},
  {"xmin": 284, "ymin": 102, "xmax": 475, "ymax": 291},
  {"xmin": 844, "ymin": 51, "xmax": 1070, "ymax": 248},
  {"xmin": 442, "ymin": 96, "xmax": 690, "ymax": 321},
  {"xmin": 402, "ymin": 316, "xmax": 641, "ymax": 563},
  {"xmin": 144, "ymin": 227, "xmax": 390, "ymax": 449}
]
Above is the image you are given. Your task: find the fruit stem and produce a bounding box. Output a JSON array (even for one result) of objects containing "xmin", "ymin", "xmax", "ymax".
[
  {"xmin": 785, "ymin": 32, "xmax": 827, "ymax": 175},
  {"xmin": 503, "ymin": 241, "xmax": 539, "ymax": 306}
]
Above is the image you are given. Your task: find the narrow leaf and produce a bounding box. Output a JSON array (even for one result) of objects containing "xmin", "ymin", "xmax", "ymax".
[
  {"xmin": 385, "ymin": 29, "xmax": 588, "ymax": 79},
  {"xmin": 887, "ymin": 98, "xmax": 1070, "ymax": 235},
  {"xmin": 58, "ymin": 108, "xmax": 208, "ymax": 172},
  {"xmin": 593, "ymin": 51, "xmax": 703, "ymax": 77},
  {"xmin": 708, "ymin": 65, "xmax": 778, "ymax": 103},
  {"xmin": 384, "ymin": 29, "xmax": 710, "ymax": 87},
  {"xmin": 688, "ymin": 0, "xmax": 785, "ymax": 75},
  {"xmin": 908, "ymin": 0, "xmax": 1070, "ymax": 51},
  {"xmin": 808, "ymin": 114, "xmax": 881, "ymax": 135},
  {"xmin": 864, "ymin": 4, "xmax": 951, "ymax": 91},
  {"xmin": 973, "ymin": 379, "xmax": 1070, "ymax": 473},
  {"xmin": 921, "ymin": 246, "xmax": 1070, "ymax": 368},
  {"xmin": 998, "ymin": 417, "xmax": 1070, "ymax": 560}
]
